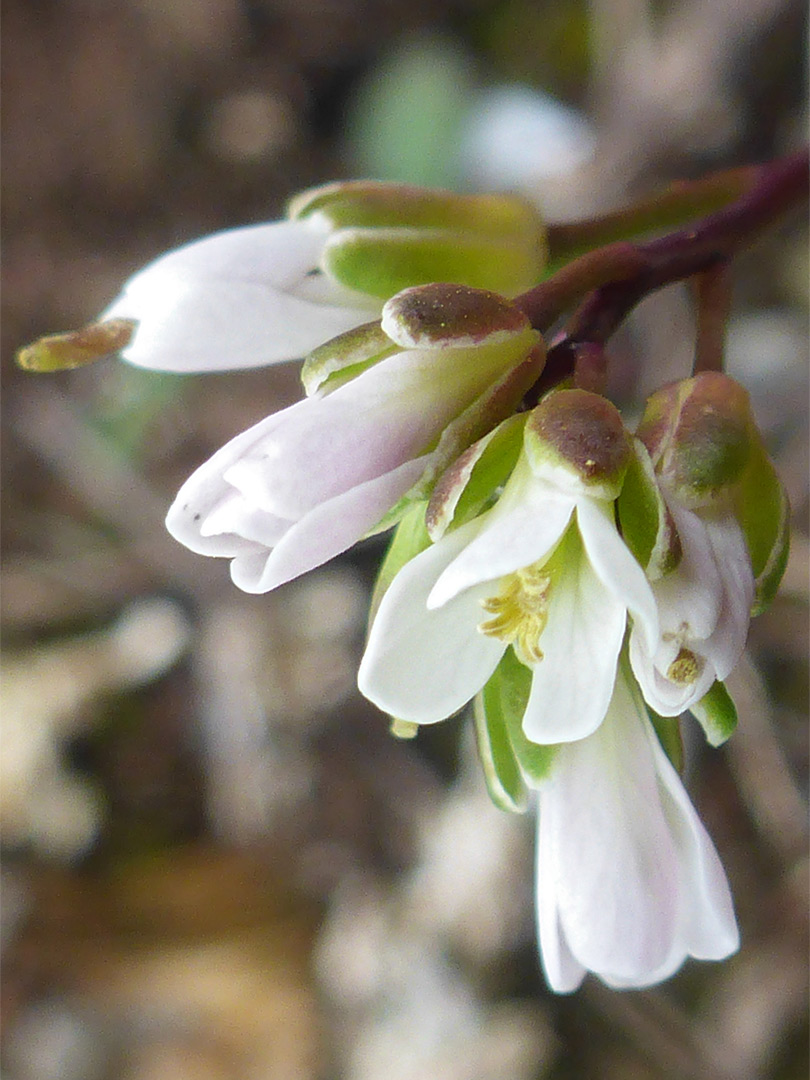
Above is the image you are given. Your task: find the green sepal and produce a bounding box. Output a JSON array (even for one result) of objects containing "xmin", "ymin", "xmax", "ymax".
[
  {"xmin": 689, "ymin": 680, "xmax": 738, "ymax": 747},
  {"xmin": 646, "ymin": 707, "xmax": 685, "ymax": 773},
  {"xmin": 368, "ymin": 501, "xmax": 431, "ymax": 623},
  {"xmin": 733, "ymin": 436, "xmax": 790, "ymax": 616},
  {"xmin": 473, "ymin": 687, "xmax": 528, "ymax": 814},
  {"xmin": 288, "ymin": 181, "xmax": 546, "ymax": 243},
  {"xmin": 301, "ymin": 321, "xmax": 397, "ymax": 396},
  {"xmin": 427, "ymin": 414, "xmax": 527, "ymax": 539},
  {"xmin": 323, "ymin": 228, "xmax": 543, "ymax": 300},
  {"xmin": 492, "ymin": 649, "xmax": 559, "ymax": 787},
  {"xmin": 617, "ymin": 439, "xmax": 681, "ymax": 579},
  {"xmin": 637, "ymin": 374, "xmax": 752, "ymax": 509}
]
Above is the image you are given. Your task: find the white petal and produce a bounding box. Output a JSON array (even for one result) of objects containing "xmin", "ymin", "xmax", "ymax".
[
  {"xmin": 103, "ymin": 221, "xmax": 377, "ymax": 371},
  {"xmin": 225, "ymin": 341, "xmax": 523, "ymax": 520},
  {"xmin": 358, "ymin": 520, "xmax": 505, "ymax": 723},
  {"xmin": 534, "ymin": 826, "xmax": 587, "ymax": 993},
  {"xmin": 521, "ymin": 530, "xmax": 625, "ymax": 743},
  {"xmin": 539, "ymin": 671, "xmax": 682, "ymax": 983},
  {"xmin": 230, "ymin": 455, "xmax": 428, "ymax": 593},
  {"xmin": 165, "ymin": 412, "xmax": 292, "ymax": 557},
  {"xmin": 576, "ymin": 497, "xmax": 659, "ymax": 655},
  {"xmin": 429, "ymin": 462, "xmax": 574, "ymax": 608},
  {"xmin": 628, "ymin": 631, "xmax": 715, "ymax": 717},
  {"xmin": 652, "ymin": 502, "xmax": 722, "ymax": 641},
  {"xmin": 647, "ymin": 721, "xmax": 739, "ymax": 962},
  {"xmin": 702, "ymin": 513, "xmax": 755, "ymax": 681}
]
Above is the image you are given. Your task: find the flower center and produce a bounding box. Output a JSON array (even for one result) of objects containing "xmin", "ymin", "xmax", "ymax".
[
  {"xmin": 479, "ymin": 562, "xmax": 552, "ymax": 666},
  {"xmin": 666, "ymin": 646, "xmax": 705, "ymax": 685}
]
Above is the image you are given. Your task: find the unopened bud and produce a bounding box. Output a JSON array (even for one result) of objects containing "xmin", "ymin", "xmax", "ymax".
[{"xmin": 636, "ymin": 373, "xmax": 752, "ymax": 507}]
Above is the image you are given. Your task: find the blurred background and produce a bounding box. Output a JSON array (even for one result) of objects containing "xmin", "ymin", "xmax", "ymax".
[{"xmin": 1, "ymin": 1, "xmax": 807, "ymax": 1078}]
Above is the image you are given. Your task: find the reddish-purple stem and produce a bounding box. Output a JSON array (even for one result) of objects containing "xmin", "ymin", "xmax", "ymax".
[{"xmin": 516, "ymin": 149, "xmax": 808, "ymax": 399}]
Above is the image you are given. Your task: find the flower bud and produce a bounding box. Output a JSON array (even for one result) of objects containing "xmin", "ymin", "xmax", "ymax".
[
  {"xmin": 524, "ymin": 389, "xmax": 632, "ymax": 500},
  {"xmin": 636, "ymin": 373, "xmax": 752, "ymax": 508},
  {"xmin": 289, "ymin": 180, "xmax": 547, "ymax": 300}
]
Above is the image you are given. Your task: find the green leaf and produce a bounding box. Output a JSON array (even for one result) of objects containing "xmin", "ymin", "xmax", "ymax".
[
  {"xmin": 368, "ymin": 501, "xmax": 431, "ymax": 623},
  {"xmin": 690, "ymin": 680, "xmax": 738, "ymax": 747}
]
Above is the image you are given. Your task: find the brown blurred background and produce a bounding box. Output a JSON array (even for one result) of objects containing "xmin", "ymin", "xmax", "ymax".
[{"xmin": 2, "ymin": 1, "xmax": 808, "ymax": 1078}]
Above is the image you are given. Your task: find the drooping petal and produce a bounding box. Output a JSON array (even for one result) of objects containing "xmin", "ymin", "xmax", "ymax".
[
  {"xmin": 521, "ymin": 527, "xmax": 625, "ymax": 744},
  {"xmin": 575, "ymin": 497, "xmax": 659, "ymax": 655},
  {"xmin": 534, "ymin": 841, "xmax": 587, "ymax": 993},
  {"xmin": 645, "ymin": 717, "xmax": 739, "ymax": 962},
  {"xmin": 103, "ymin": 221, "xmax": 377, "ymax": 372},
  {"xmin": 428, "ymin": 460, "xmax": 574, "ymax": 608},
  {"xmin": 538, "ymin": 670, "xmax": 682, "ymax": 984},
  {"xmin": 358, "ymin": 520, "xmax": 506, "ymax": 723},
  {"xmin": 230, "ymin": 455, "xmax": 428, "ymax": 593},
  {"xmin": 535, "ymin": 668, "xmax": 738, "ymax": 990}
]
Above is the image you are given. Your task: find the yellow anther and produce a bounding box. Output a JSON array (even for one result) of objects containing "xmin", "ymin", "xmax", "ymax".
[
  {"xmin": 479, "ymin": 563, "xmax": 551, "ymax": 666},
  {"xmin": 666, "ymin": 647, "xmax": 704, "ymax": 685}
]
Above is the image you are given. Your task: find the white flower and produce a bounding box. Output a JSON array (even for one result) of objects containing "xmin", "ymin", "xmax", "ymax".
[
  {"xmin": 166, "ymin": 286, "xmax": 543, "ymax": 593},
  {"xmin": 100, "ymin": 180, "xmax": 547, "ymax": 373},
  {"xmin": 358, "ymin": 392, "xmax": 659, "ymax": 744},
  {"xmin": 629, "ymin": 496, "xmax": 754, "ymax": 716},
  {"xmin": 535, "ymin": 666, "xmax": 739, "ymax": 992},
  {"xmin": 102, "ymin": 219, "xmax": 378, "ymax": 372}
]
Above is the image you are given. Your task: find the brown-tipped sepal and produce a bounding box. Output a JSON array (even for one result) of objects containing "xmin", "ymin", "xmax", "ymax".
[{"xmin": 524, "ymin": 389, "xmax": 632, "ymax": 501}]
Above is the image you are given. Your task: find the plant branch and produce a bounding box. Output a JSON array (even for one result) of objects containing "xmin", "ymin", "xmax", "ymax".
[{"xmin": 517, "ymin": 149, "xmax": 808, "ymax": 398}]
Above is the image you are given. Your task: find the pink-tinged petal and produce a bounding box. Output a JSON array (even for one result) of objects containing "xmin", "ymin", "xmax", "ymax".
[
  {"xmin": 103, "ymin": 221, "xmax": 377, "ymax": 372},
  {"xmin": 539, "ymin": 671, "xmax": 681, "ymax": 983},
  {"xmin": 534, "ymin": 830, "xmax": 587, "ymax": 993},
  {"xmin": 702, "ymin": 514, "xmax": 755, "ymax": 681},
  {"xmin": 521, "ymin": 530, "xmax": 625, "ymax": 744},
  {"xmin": 225, "ymin": 341, "xmax": 524, "ymax": 520},
  {"xmin": 358, "ymin": 520, "xmax": 505, "ymax": 723},
  {"xmin": 230, "ymin": 455, "xmax": 428, "ymax": 593},
  {"xmin": 575, "ymin": 498, "xmax": 659, "ymax": 655},
  {"xmin": 428, "ymin": 461, "xmax": 574, "ymax": 609},
  {"xmin": 165, "ymin": 413, "xmax": 293, "ymax": 557}
]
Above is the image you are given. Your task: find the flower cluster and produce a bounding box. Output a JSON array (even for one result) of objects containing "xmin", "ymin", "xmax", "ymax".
[{"xmin": 19, "ymin": 180, "xmax": 790, "ymax": 994}]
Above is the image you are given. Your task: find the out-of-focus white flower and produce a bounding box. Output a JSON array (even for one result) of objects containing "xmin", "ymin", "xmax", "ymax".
[
  {"xmin": 535, "ymin": 665, "xmax": 739, "ymax": 992},
  {"xmin": 100, "ymin": 181, "xmax": 547, "ymax": 372},
  {"xmin": 102, "ymin": 218, "xmax": 380, "ymax": 372},
  {"xmin": 359, "ymin": 390, "xmax": 658, "ymax": 745},
  {"xmin": 166, "ymin": 285, "xmax": 544, "ymax": 593}
]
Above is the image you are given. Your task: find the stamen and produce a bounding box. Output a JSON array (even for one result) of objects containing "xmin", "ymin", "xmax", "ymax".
[
  {"xmin": 479, "ymin": 563, "xmax": 552, "ymax": 666},
  {"xmin": 666, "ymin": 647, "xmax": 705, "ymax": 685}
]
